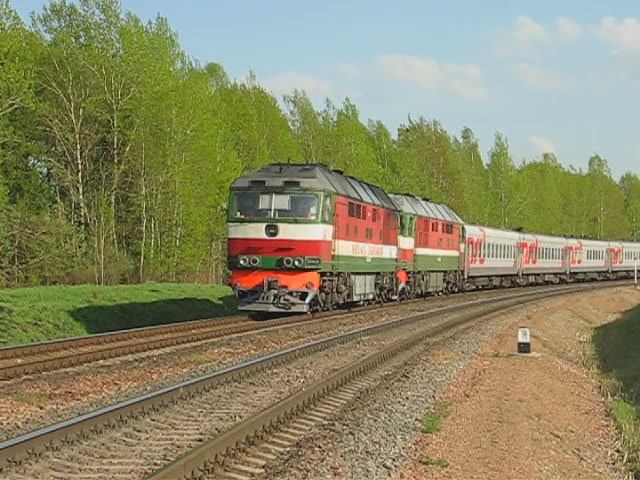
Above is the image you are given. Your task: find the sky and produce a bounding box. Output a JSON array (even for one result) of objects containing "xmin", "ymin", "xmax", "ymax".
[{"xmin": 13, "ymin": 0, "xmax": 640, "ymax": 177}]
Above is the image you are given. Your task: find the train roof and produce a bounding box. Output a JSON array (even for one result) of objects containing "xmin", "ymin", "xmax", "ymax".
[
  {"xmin": 389, "ymin": 193, "xmax": 464, "ymax": 224},
  {"xmin": 230, "ymin": 163, "xmax": 397, "ymax": 210}
]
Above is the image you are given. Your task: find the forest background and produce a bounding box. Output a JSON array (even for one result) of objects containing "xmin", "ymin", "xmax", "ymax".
[{"xmin": 1, "ymin": 0, "xmax": 639, "ymax": 287}]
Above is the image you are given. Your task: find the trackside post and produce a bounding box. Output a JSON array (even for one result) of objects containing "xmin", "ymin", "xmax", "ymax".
[{"xmin": 517, "ymin": 326, "xmax": 531, "ymax": 354}]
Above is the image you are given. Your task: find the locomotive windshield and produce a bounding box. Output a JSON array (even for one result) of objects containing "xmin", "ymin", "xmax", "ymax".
[{"xmin": 229, "ymin": 191, "xmax": 320, "ymax": 221}]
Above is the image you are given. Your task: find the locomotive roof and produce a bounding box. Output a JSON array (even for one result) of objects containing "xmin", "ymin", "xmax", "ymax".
[
  {"xmin": 389, "ymin": 193, "xmax": 464, "ymax": 224},
  {"xmin": 230, "ymin": 163, "xmax": 397, "ymax": 210}
]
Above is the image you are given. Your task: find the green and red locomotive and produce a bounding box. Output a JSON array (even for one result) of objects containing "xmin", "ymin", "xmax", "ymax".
[
  {"xmin": 228, "ymin": 163, "xmax": 640, "ymax": 314},
  {"xmin": 227, "ymin": 163, "xmax": 463, "ymax": 313}
]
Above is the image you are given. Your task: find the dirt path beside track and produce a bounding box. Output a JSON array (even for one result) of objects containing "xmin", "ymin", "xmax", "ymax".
[{"xmin": 398, "ymin": 286, "xmax": 640, "ymax": 480}]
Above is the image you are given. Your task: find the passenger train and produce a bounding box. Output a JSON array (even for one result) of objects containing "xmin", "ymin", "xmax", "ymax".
[{"xmin": 227, "ymin": 163, "xmax": 640, "ymax": 313}]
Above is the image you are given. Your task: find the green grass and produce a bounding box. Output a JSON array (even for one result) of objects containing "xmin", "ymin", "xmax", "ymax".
[
  {"xmin": 592, "ymin": 306, "xmax": 640, "ymax": 477},
  {"xmin": 14, "ymin": 391, "xmax": 49, "ymax": 407},
  {"xmin": 421, "ymin": 402, "xmax": 450, "ymax": 434},
  {"xmin": 0, "ymin": 283, "xmax": 236, "ymax": 346},
  {"xmin": 419, "ymin": 457, "xmax": 449, "ymax": 468}
]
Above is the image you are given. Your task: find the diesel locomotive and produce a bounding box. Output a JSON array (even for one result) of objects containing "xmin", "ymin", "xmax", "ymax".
[{"xmin": 228, "ymin": 163, "xmax": 640, "ymax": 313}]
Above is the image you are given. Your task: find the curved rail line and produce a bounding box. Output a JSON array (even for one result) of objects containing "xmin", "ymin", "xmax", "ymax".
[
  {"xmin": 0, "ymin": 281, "xmax": 626, "ymax": 381},
  {"xmin": 0, "ymin": 281, "xmax": 624, "ymax": 478},
  {"xmin": 147, "ymin": 281, "xmax": 620, "ymax": 479},
  {"xmin": 0, "ymin": 301, "xmax": 405, "ymax": 380}
]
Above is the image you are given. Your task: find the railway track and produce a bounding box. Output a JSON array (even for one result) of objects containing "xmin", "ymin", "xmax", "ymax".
[
  {"xmin": 0, "ymin": 281, "xmax": 624, "ymax": 382},
  {"xmin": 0, "ymin": 281, "xmax": 623, "ymax": 480},
  {"xmin": 0, "ymin": 301, "xmax": 406, "ymax": 381}
]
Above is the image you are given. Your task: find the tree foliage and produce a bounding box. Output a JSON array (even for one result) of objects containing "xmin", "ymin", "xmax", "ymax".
[{"xmin": 0, "ymin": 0, "xmax": 638, "ymax": 286}]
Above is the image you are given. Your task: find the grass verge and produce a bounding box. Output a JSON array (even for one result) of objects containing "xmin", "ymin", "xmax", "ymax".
[
  {"xmin": 421, "ymin": 401, "xmax": 450, "ymax": 434},
  {"xmin": 592, "ymin": 306, "xmax": 640, "ymax": 477},
  {"xmin": 0, "ymin": 283, "xmax": 236, "ymax": 346},
  {"xmin": 419, "ymin": 456, "xmax": 449, "ymax": 468}
]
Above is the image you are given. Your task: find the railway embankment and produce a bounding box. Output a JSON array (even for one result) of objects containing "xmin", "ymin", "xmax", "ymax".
[
  {"xmin": 0, "ymin": 283, "xmax": 236, "ymax": 345},
  {"xmin": 398, "ymin": 285, "xmax": 640, "ymax": 480},
  {"xmin": 593, "ymin": 303, "xmax": 640, "ymax": 478}
]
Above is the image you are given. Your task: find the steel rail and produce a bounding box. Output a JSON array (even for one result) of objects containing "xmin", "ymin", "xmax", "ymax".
[
  {"xmin": 0, "ymin": 292, "xmax": 440, "ymax": 380},
  {"xmin": 148, "ymin": 281, "xmax": 625, "ymax": 479},
  {"xmin": 147, "ymin": 296, "xmax": 488, "ymax": 479},
  {"xmin": 0, "ymin": 281, "xmax": 623, "ymax": 474},
  {"xmin": 0, "ymin": 315, "xmax": 250, "ymax": 359}
]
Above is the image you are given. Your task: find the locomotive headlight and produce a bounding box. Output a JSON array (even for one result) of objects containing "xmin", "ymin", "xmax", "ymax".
[
  {"xmin": 293, "ymin": 257, "xmax": 304, "ymax": 268},
  {"xmin": 249, "ymin": 256, "xmax": 260, "ymax": 267},
  {"xmin": 283, "ymin": 257, "xmax": 294, "ymax": 268},
  {"xmin": 238, "ymin": 256, "xmax": 249, "ymax": 267}
]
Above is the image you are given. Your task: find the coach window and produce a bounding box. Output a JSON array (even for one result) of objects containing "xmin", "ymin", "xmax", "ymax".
[{"xmin": 372, "ymin": 208, "xmax": 378, "ymax": 223}]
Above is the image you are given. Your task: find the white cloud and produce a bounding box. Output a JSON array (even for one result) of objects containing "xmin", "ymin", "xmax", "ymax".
[
  {"xmin": 334, "ymin": 62, "xmax": 360, "ymax": 79},
  {"xmin": 375, "ymin": 54, "xmax": 487, "ymax": 99},
  {"xmin": 556, "ymin": 17, "xmax": 583, "ymax": 41},
  {"xmin": 263, "ymin": 72, "xmax": 332, "ymax": 98},
  {"xmin": 514, "ymin": 63, "xmax": 569, "ymax": 89},
  {"xmin": 597, "ymin": 17, "xmax": 640, "ymax": 57},
  {"xmin": 496, "ymin": 15, "xmax": 582, "ymax": 58},
  {"xmin": 529, "ymin": 135, "xmax": 556, "ymax": 156}
]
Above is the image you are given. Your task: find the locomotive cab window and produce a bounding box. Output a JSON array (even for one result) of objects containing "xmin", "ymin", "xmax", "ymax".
[
  {"xmin": 230, "ymin": 191, "xmax": 319, "ymax": 221},
  {"xmin": 322, "ymin": 195, "xmax": 333, "ymax": 223}
]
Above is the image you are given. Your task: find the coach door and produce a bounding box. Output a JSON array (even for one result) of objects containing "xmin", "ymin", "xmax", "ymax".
[
  {"xmin": 562, "ymin": 247, "xmax": 570, "ymax": 275},
  {"xmin": 515, "ymin": 243, "xmax": 526, "ymax": 278},
  {"xmin": 605, "ymin": 248, "xmax": 613, "ymax": 274}
]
